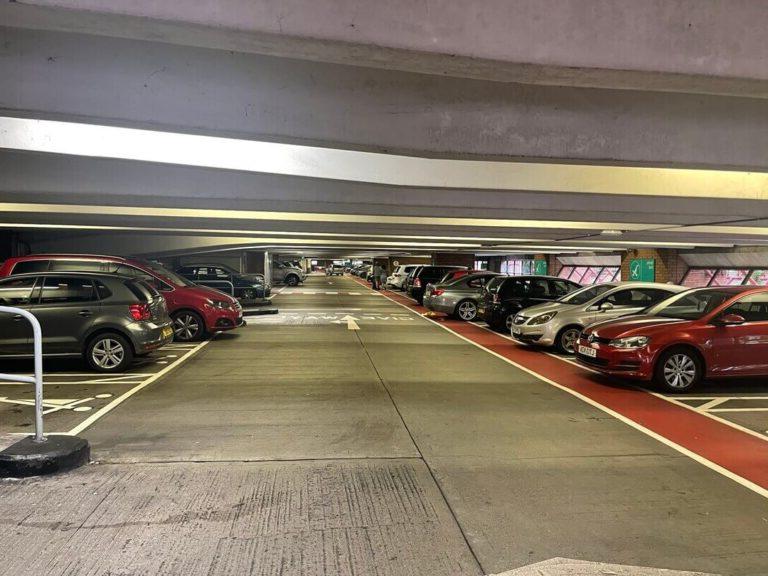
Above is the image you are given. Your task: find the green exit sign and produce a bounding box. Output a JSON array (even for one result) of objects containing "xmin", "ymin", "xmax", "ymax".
[
  {"xmin": 534, "ymin": 260, "xmax": 548, "ymax": 275},
  {"xmin": 629, "ymin": 258, "xmax": 655, "ymax": 282}
]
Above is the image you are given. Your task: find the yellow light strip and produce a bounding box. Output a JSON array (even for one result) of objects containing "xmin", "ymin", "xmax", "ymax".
[
  {"xmin": 2, "ymin": 116, "xmax": 766, "ymax": 199},
  {"xmin": 0, "ymin": 202, "xmax": 659, "ymax": 231}
]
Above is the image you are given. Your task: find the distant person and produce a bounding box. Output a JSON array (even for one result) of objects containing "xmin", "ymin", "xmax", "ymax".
[
  {"xmin": 379, "ymin": 266, "xmax": 388, "ymax": 291},
  {"xmin": 371, "ymin": 264, "xmax": 383, "ymax": 290}
]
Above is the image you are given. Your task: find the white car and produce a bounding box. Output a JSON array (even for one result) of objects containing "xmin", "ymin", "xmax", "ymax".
[{"xmin": 387, "ymin": 265, "xmax": 419, "ymax": 290}]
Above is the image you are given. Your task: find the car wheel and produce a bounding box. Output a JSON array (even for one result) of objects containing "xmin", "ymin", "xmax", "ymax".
[
  {"xmin": 654, "ymin": 347, "xmax": 703, "ymax": 392},
  {"xmin": 555, "ymin": 326, "xmax": 582, "ymax": 354},
  {"xmin": 172, "ymin": 310, "xmax": 205, "ymax": 342},
  {"xmin": 86, "ymin": 333, "xmax": 133, "ymax": 372},
  {"xmin": 455, "ymin": 300, "xmax": 478, "ymax": 321},
  {"xmin": 504, "ymin": 313, "xmax": 514, "ymax": 332},
  {"xmin": 286, "ymin": 275, "xmax": 299, "ymax": 286}
]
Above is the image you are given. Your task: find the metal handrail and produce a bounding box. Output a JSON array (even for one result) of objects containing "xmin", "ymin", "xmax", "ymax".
[
  {"xmin": 194, "ymin": 279, "xmax": 236, "ymax": 296},
  {"xmin": 0, "ymin": 306, "xmax": 45, "ymax": 443}
]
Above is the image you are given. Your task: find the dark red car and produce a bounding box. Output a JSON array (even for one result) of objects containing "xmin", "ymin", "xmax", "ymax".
[
  {"xmin": 0, "ymin": 255, "xmax": 243, "ymax": 342},
  {"xmin": 576, "ymin": 286, "xmax": 768, "ymax": 391}
]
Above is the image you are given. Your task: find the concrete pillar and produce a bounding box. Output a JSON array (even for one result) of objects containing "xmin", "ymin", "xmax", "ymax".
[
  {"xmin": 621, "ymin": 248, "xmax": 686, "ymax": 284},
  {"xmin": 432, "ymin": 252, "xmax": 475, "ymax": 268},
  {"xmin": 242, "ymin": 250, "xmax": 271, "ymax": 284}
]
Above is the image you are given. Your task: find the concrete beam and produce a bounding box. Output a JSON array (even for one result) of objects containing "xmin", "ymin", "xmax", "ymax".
[
  {"xmin": 2, "ymin": 27, "xmax": 768, "ymax": 169},
  {"xmin": 6, "ymin": 1, "xmax": 768, "ymax": 98}
]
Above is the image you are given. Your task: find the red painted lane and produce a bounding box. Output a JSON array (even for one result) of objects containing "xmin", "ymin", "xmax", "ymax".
[{"xmin": 356, "ymin": 277, "xmax": 768, "ymax": 491}]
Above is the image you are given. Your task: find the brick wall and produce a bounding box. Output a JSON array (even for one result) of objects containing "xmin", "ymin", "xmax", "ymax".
[{"xmin": 432, "ymin": 252, "xmax": 476, "ymax": 268}]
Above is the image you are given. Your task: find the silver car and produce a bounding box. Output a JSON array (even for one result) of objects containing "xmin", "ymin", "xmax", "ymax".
[
  {"xmin": 423, "ymin": 272, "xmax": 500, "ymax": 321},
  {"xmin": 511, "ymin": 282, "xmax": 688, "ymax": 353}
]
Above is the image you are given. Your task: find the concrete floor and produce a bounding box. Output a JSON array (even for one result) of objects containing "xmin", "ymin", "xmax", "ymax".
[{"xmin": 1, "ymin": 274, "xmax": 767, "ymax": 575}]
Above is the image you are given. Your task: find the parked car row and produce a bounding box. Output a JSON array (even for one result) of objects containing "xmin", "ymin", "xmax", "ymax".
[
  {"xmin": 396, "ymin": 267, "xmax": 768, "ymax": 392},
  {"xmin": 0, "ymin": 254, "xmax": 249, "ymax": 372}
]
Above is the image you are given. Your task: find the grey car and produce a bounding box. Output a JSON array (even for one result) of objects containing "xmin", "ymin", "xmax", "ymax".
[
  {"xmin": 423, "ymin": 272, "xmax": 501, "ymax": 321},
  {"xmin": 272, "ymin": 261, "xmax": 306, "ymax": 286},
  {"xmin": 511, "ymin": 282, "xmax": 688, "ymax": 353},
  {"xmin": 0, "ymin": 272, "xmax": 173, "ymax": 372}
]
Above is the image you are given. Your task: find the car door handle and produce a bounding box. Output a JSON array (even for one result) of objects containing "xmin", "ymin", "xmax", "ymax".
[
  {"xmin": 12, "ymin": 314, "xmax": 23, "ymax": 322},
  {"xmin": 78, "ymin": 310, "xmax": 93, "ymax": 317}
]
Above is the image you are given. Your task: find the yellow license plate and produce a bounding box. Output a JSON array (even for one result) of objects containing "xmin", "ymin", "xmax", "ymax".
[{"xmin": 162, "ymin": 326, "xmax": 173, "ymax": 339}]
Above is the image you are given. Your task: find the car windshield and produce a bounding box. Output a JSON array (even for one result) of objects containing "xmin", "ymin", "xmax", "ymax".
[
  {"xmin": 644, "ymin": 289, "xmax": 732, "ymax": 320},
  {"xmin": 556, "ymin": 283, "xmax": 615, "ymax": 305},
  {"xmin": 137, "ymin": 260, "xmax": 195, "ymax": 287}
]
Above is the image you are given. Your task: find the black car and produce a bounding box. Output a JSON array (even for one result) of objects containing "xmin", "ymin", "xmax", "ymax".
[
  {"xmin": 176, "ymin": 264, "xmax": 271, "ymax": 305},
  {"xmin": 408, "ymin": 265, "xmax": 466, "ymax": 305},
  {"xmin": 0, "ymin": 272, "xmax": 173, "ymax": 372},
  {"xmin": 478, "ymin": 275, "xmax": 581, "ymax": 331},
  {"xmin": 403, "ymin": 265, "xmax": 423, "ymax": 294}
]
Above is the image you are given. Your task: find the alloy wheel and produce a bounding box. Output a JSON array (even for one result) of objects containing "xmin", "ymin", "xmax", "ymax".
[
  {"xmin": 663, "ymin": 353, "xmax": 697, "ymax": 389},
  {"xmin": 505, "ymin": 314, "xmax": 514, "ymax": 331},
  {"xmin": 174, "ymin": 313, "xmax": 200, "ymax": 341},
  {"xmin": 560, "ymin": 328, "xmax": 580, "ymax": 354},
  {"xmin": 91, "ymin": 338, "xmax": 125, "ymax": 370},
  {"xmin": 457, "ymin": 301, "xmax": 477, "ymax": 321}
]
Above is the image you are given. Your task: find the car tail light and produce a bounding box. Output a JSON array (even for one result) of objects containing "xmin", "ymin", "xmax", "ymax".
[
  {"xmin": 414, "ymin": 278, "xmax": 421, "ymax": 288},
  {"xmin": 432, "ymin": 288, "xmax": 445, "ymax": 296},
  {"xmin": 129, "ymin": 303, "xmax": 151, "ymax": 321}
]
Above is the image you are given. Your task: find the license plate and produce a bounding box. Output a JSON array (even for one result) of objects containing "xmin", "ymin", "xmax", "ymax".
[
  {"xmin": 578, "ymin": 345, "xmax": 597, "ymax": 358},
  {"xmin": 162, "ymin": 326, "xmax": 173, "ymax": 339}
]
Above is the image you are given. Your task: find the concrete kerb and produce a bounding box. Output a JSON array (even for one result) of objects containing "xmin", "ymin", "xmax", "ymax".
[{"xmin": 0, "ymin": 434, "xmax": 90, "ymax": 478}]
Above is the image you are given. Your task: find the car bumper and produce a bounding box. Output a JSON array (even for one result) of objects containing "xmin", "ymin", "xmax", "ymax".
[
  {"xmin": 423, "ymin": 295, "xmax": 456, "ymax": 314},
  {"xmin": 204, "ymin": 306, "xmax": 243, "ymax": 332},
  {"xmin": 511, "ymin": 323, "xmax": 557, "ymax": 347},
  {"xmin": 132, "ymin": 321, "xmax": 175, "ymax": 354},
  {"xmin": 478, "ymin": 304, "xmax": 504, "ymax": 326},
  {"xmin": 574, "ymin": 339, "xmax": 653, "ymax": 379}
]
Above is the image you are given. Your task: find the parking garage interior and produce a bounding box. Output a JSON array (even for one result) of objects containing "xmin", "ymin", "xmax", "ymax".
[{"xmin": 1, "ymin": 2, "xmax": 768, "ymax": 576}]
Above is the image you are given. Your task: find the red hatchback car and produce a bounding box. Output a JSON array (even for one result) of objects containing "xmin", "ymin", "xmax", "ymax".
[
  {"xmin": 0, "ymin": 255, "xmax": 243, "ymax": 342},
  {"xmin": 576, "ymin": 286, "xmax": 768, "ymax": 392}
]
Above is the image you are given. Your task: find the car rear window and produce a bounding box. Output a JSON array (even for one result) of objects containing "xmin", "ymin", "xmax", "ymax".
[{"xmin": 125, "ymin": 279, "xmax": 158, "ymax": 302}]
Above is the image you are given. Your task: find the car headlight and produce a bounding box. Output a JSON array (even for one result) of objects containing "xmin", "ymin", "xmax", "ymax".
[
  {"xmin": 609, "ymin": 336, "xmax": 650, "ymax": 349},
  {"xmin": 529, "ymin": 311, "xmax": 557, "ymax": 325},
  {"xmin": 208, "ymin": 299, "xmax": 233, "ymax": 310}
]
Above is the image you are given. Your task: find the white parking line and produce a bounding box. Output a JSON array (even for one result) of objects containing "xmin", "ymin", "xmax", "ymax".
[
  {"xmin": 467, "ymin": 321, "xmax": 768, "ymax": 442},
  {"xmin": 66, "ymin": 340, "xmax": 210, "ymax": 436}
]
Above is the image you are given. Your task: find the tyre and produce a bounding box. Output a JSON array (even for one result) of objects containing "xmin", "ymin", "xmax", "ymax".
[
  {"xmin": 286, "ymin": 275, "xmax": 299, "ymax": 286},
  {"xmin": 555, "ymin": 326, "xmax": 582, "ymax": 354},
  {"xmin": 504, "ymin": 313, "xmax": 514, "ymax": 332},
  {"xmin": 455, "ymin": 299, "xmax": 478, "ymax": 321},
  {"xmin": 86, "ymin": 332, "xmax": 133, "ymax": 372},
  {"xmin": 653, "ymin": 347, "xmax": 703, "ymax": 392},
  {"xmin": 172, "ymin": 310, "xmax": 206, "ymax": 342}
]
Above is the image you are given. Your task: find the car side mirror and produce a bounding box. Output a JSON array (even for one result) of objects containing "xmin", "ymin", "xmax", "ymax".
[
  {"xmin": 715, "ymin": 313, "xmax": 746, "ymax": 326},
  {"xmin": 599, "ymin": 302, "xmax": 614, "ymax": 312}
]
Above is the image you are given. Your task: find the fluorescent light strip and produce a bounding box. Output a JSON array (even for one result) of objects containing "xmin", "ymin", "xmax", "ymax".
[
  {"xmin": 2, "ymin": 116, "xmax": 767, "ymax": 199},
  {"xmin": 0, "ymin": 202, "xmax": 660, "ymax": 231}
]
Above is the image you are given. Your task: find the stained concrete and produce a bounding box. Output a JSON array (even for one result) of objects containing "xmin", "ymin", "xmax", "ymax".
[{"xmin": 0, "ymin": 459, "xmax": 479, "ymax": 576}]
